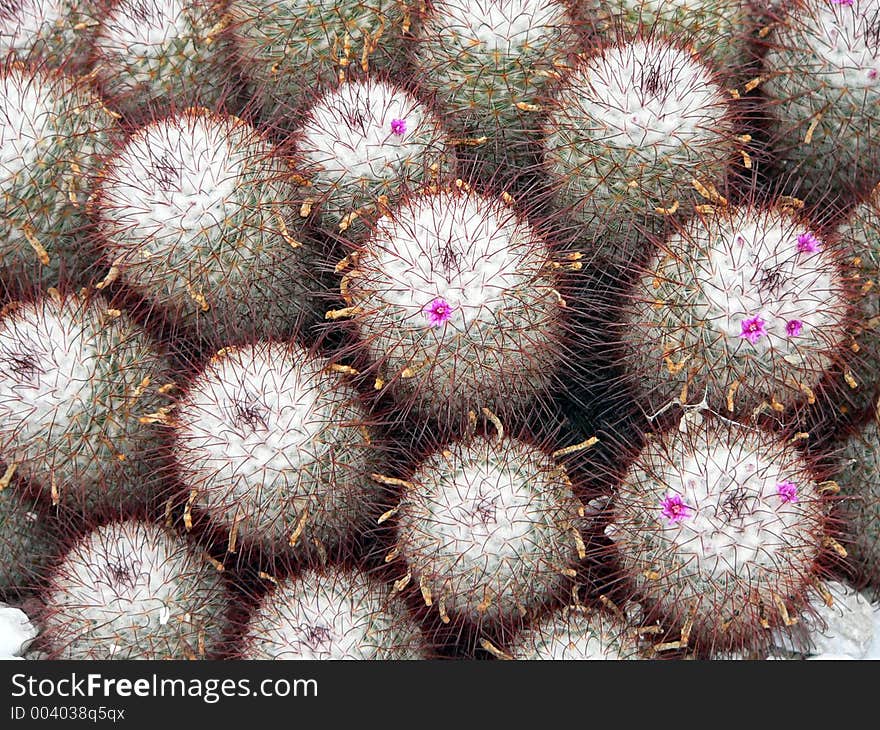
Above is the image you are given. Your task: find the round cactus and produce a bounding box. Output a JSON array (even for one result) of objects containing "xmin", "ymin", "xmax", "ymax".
[
  {"xmin": 0, "ymin": 0, "xmax": 98, "ymax": 71},
  {"xmin": 762, "ymin": 0, "xmax": 880, "ymax": 201},
  {"xmin": 605, "ymin": 414, "xmax": 831, "ymax": 655},
  {"xmin": 580, "ymin": 0, "xmax": 756, "ymax": 73},
  {"xmin": 834, "ymin": 184, "xmax": 880, "ymax": 413},
  {"xmin": 91, "ymin": 0, "xmax": 238, "ymax": 120},
  {"xmin": 172, "ymin": 341, "xmax": 382, "ymax": 562},
  {"xmin": 0, "ymin": 62, "xmax": 119, "ymax": 295},
  {"xmin": 239, "ymin": 566, "xmax": 428, "ymax": 659},
  {"xmin": 93, "ymin": 107, "xmax": 320, "ymax": 348},
  {"xmin": 334, "ymin": 185, "xmax": 568, "ymax": 427},
  {"xmin": 392, "ymin": 433, "xmax": 586, "ymax": 627},
  {"xmin": 0, "ymin": 293, "xmax": 173, "ymax": 514},
  {"xmin": 41, "ymin": 518, "xmax": 231, "ymax": 659},
  {"xmin": 0, "ymin": 485, "xmax": 57, "ymax": 599},
  {"xmin": 543, "ymin": 36, "xmax": 740, "ymax": 266},
  {"xmin": 505, "ymin": 604, "xmax": 644, "ymax": 659},
  {"xmin": 228, "ymin": 0, "xmax": 412, "ymax": 123},
  {"xmin": 294, "ymin": 76, "xmax": 453, "ymax": 233},
  {"xmin": 835, "ymin": 413, "xmax": 880, "ymax": 594},
  {"xmin": 412, "ymin": 0, "xmax": 578, "ymax": 181},
  {"xmin": 618, "ymin": 203, "xmax": 850, "ymax": 419}
]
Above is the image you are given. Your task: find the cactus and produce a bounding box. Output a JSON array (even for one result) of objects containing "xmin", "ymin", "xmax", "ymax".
[
  {"xmin": 0, "ymin": 62, "xmax": 119, "ymax": 295},
  {"xmin": 504, "ymin": 604, "xmax": 644, "ymax": 659},
  {"xmin": 580, "ymin": 0, "xmax": 756, "ymax": 73},
  {"xmin": 412, "ymin": 0, "xmax": 578, "ymax": 182},
  {"xmin": 91, "ymin": 0, "xmax": 238, "ymax": 120},
  {"xmin": 294, "ymin": 76, "xmax": 453, "ymax": 234},
  {"xmin": 333, "ymin": 184, "xmax": 568, "ymax": 428},
  {"xmin": 605, "ymin": 413, "xmax": 831, "ymax": 655},
  {"xmin": 172, "ymin": 341, "xmax": 382, "ymax": 563},
  {"xmin": 0, "ymin": 292, "xmax": 173, "ymax": 514},
  {"xmin": 41, "ymin": 518, "xmax": 231, "ymax": 659},
  {"xmin": 617, "ymin": 203, "xmax": 850, "ymax": 419},
  {"xmin": 543, "ymin": 36, "xmax": 740, "ymax": 266},
  {"xmin": 762, "ymin": 0, "xmax": 880, "ymax": 201},
  {"xmin": 239, "ymin": 566, "xmax": 427, "ymax": 659},
  {"xmin": 0, "ymin": 0, "xmax": 98, "ymax": 71},
  {"xmin": 0, "ymin": 485, "xmax": 57, "ymax": 599},
  {"xmin": 390, "ymin": 431, "xmax": 587, "ymax": 627},
  {"xmin": 834, "ymin": 184, "xmax": 880, "ymax": 414},
  {"xmin": 228, "ymin": 0, "xmax": 412, "ymax": 123},
  {"xmin": 835, "ymin": 412, "xmax": 880, "ymax": 595},
  {"xmin": 93, "ymin": 107, "xmax": 320, "ymax": 348}
]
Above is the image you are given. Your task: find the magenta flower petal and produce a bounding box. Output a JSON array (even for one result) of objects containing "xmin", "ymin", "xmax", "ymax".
[
  {"xmin": 796, "ymin": 232, "xmax": 821, "ymax": 254},
  {"xmin": 423, "ymin": 297, "xmax": 453, "ymax": 326},
  {"xmin": 740, "ymin": 315, "xmax": 767, "ymax": 344},
  {"xmin": 660, "ymin": 494, "xmax": 693, "ymax": 524},
  {"xmin": 785, "ymin": 319, "xmax": 803, "ymax": 337},
  {"xmin": 777, "ymin": 481, "xmax": 798, "ymax": 503},
  {"xmin": 390, "ymin": 118, "xmax": 407, "ymax": 136}
]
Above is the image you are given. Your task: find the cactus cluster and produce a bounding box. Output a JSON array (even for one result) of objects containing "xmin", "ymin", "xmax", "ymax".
[{"xmin": 1, "ymin": 0, "xmax": 880, "ymax": 665}]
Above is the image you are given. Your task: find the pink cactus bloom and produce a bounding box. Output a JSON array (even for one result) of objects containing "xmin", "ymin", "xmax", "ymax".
[
  {"xmin": 390, "ymin": 118, "xmax": 407, "ymax": 136},
  {"xmin": 785, "ymin": 319, "xmax": 803, "ymax": 337},
  {"xmin": 660, "ymin": 494, "xmax": 693, "ymax": 524},
  {"xmin": 740, "ymin": 315, "xmax": 767, "ymax": 344},
  {"xmin": 796, "ymin": 232, "xmax": 821, "ymax": 254},
  {"xmin": 424, "ymin": 297, "xmax": 453, "ymax": 326},
  {"xmin": 777, "ymin": 481, "xmax": 798, "ymax": 503}
]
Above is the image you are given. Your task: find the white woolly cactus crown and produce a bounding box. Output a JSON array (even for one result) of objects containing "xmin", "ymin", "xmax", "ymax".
[
  {"xmin": 172, "ymin": 342, "xmax": 379, "ymax": 559},
  {"xmin": 621, "ymin": 204, "xmax": 850, "ymax": 417},
  {"xmin": 339, "ymin": 186, "xmax": 567, "ymax": 424},
  {"xmin": 0, "ymin": 0, "xmax": 95, "ymax": 69},
  {"xmin": 393, "ymin": 434, "xmax": 586, "ymax": 625},
  {"xmin": 295, "ymin": 77, "xmax": 452, "ymax": 227},
  {"xmin": 0, "ymin": 294, "xmax": 172, "ymax": 512},
  {"xmin": 240, "ymin": 567, "xmax": 427, "ymax": 660},
  {"xmin": 93, "ymin": 0, "xmax": 234, "ymax": 117},
  {"xmin": 543, "ymin": 36, "xmax": 738, "ymax": 262},
  {"xmin": 42, "ymin": 519, "xmax": 230, "ymax": 660},
  {"xmin": 762, "ymin": 0, "xmax": 880, "ymax": 195},
  {"xmin": 95, "ymin": 107, "xmax": 317, "ymax": 344},
  {"xmin": 607, "ymin": 415, "xmax": 829, "ymax": 654},
  {"xmin": 506, "ymin": 605, "xmax": 644, "ymax": 660}
]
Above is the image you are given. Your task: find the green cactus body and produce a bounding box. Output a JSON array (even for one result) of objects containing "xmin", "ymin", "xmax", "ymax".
[
  {"xmin": 0, "ymin": 294, "xmax": 173, "ymax": 513},
  {"xmin": 295, "ymin": 77, "xmax": 453, "ymax": 234},
  {"xmin": 42, "ymin": 519, "xmax": 230, "ymax": 659},
  {"xmin": 338, "ymin": 186, "xmax": 566, "ymax": 426},
  {"xmin": 393, "ymin": 434, "xmax": 585, "ymax": 626},
  {"xmin": 240, "ymin": 566, "xmax": 427, "ymax": 659},
  {"xmin": 92, "ymin": 0, "xmax": 237, "ymax": 119},
  {"xmin": 0, "ymin": 64, "xmax": 119, "ymax": 294},
  {"xmin": 619, "ymin": 204, "xmax": 850, "ymax": 418},
  {"xmin": 0, "ymin": 0, "xmax": 97, "ymax": 71},
  {"xmin": 506, "ymin": 605, "xmax": 644, "ymax": 659},
  {"xmin": 172, "ymin": 342, "xmax": 381, "ymax": 561},
  {"xmin": 836, "ymin": 416, "xmax": 880, "ymax": 594},
  {"xmin": 94, "ymin": 107, "xmax": 319, "ymax": 347},
  {"xmin": 0, "ymin": 487, "xmax": 57, "ymax": 599},
  {"xmin": 413, "ymin": 0, "xmax": 578, "ymax": 181},
  {"xmin": 581, "ymin": 0, "xmax": 755, "ymax": 73},
  {"xmin": 229, "ymin": 0, "xmax": 412, "ymax": 122},
  {"xmin": 543, "ymin": 37, "xmax": 739, "ymax": 266},
  {"xmin": 835, "ymin": 186, "xmax": 880, "ymax": 412},
  {"xmin": 762, "ymin": 0, "xmax": 880, "ymax": 200},
  {"xmin": 606, "ymin": 416, "xmax": 828, "ymax": 654}
]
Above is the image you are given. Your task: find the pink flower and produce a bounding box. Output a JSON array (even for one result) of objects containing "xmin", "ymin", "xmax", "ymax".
[
  {"xmin": 740, "ymin": 315, "xmax": 767, "ymax": 344},
  {"xmin": 777, "ymin": 481, "xmax": 798, "ymax": 503},
  {"xmin": 390, "ymin": 118, "xmax": 406, "ymax": 136},
  {"xmin": 830, "ymin": 0, "xmax": 853, "ymax": 5},
  {"xmin": 660, "ymin": 494, "xmax": 693, "ymax": 524},
  {"xmin": 797, "ymin": 232, "xmax": 821, "ymax": 254},
  {"xmin": 424, "ymin": 297, "xmax": 453, "ymax": 326},
  {"xmin": 785, "ymin": 319, "xmax": 803, "ymax": 337}
]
